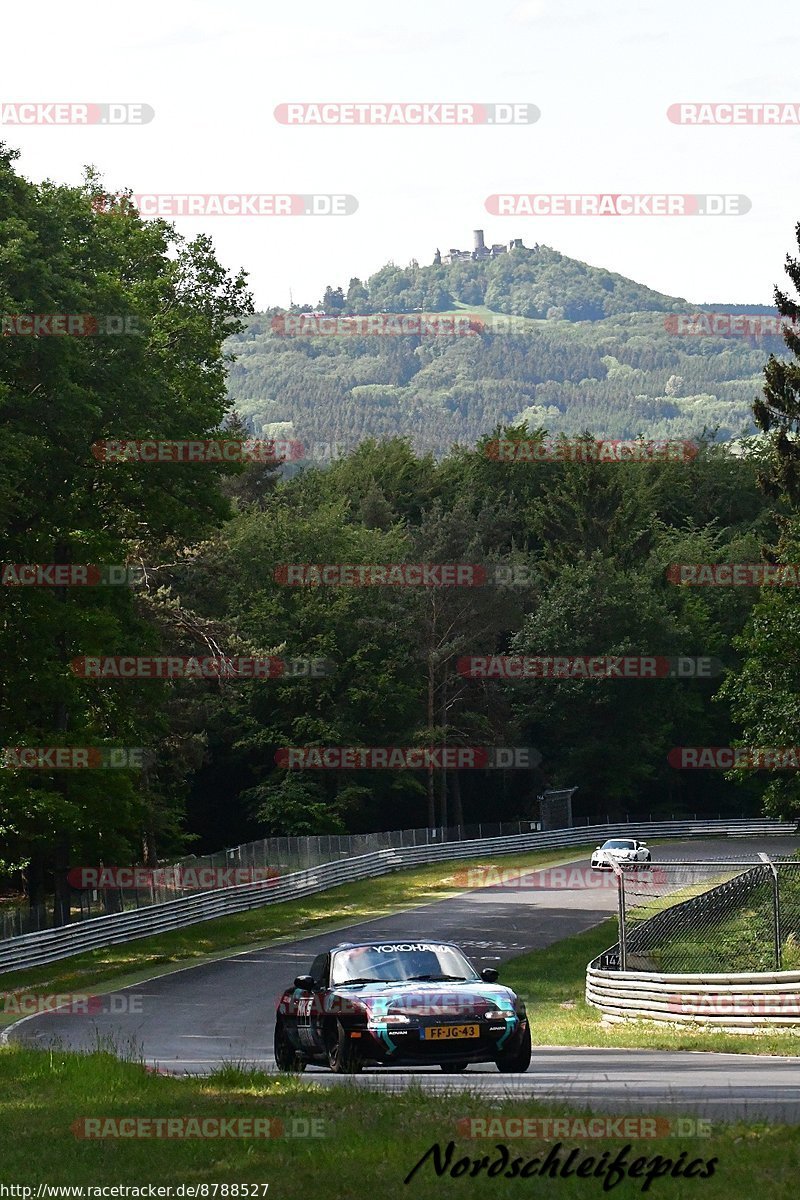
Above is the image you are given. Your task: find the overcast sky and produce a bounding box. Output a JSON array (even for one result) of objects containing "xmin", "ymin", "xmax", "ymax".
[{"xmin": 4, "ymin": 0, "xmax": 799, "ymax": 309}]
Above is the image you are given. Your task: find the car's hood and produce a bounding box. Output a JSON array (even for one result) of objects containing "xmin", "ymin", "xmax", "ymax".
[{"xmin": 329, "ymin": 980, "xmax": 518, "ymax": 1018}]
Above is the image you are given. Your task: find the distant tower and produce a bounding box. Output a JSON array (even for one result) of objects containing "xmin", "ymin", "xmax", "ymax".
[
  {"xmin": 433, "ymin": 248, "xmax": 442, "ymax": 266},
  {"xmin": 473, "ymin": 229, "xmax": 486, "ymax": 254}
]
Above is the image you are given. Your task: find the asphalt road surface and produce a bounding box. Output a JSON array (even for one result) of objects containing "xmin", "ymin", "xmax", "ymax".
[{"xmin": 7, "ymin": 836, "xmax": 800, "ymax": 1119}]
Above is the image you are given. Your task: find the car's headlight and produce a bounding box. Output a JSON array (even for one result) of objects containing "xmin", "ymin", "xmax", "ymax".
[
  {"xmin": 370, "ymin": 1013, "xmax": 411, "ymax": 1025},
  {"xmin": 484, "ymin": 1008, "xmax": 515, "ymax": 1020}
]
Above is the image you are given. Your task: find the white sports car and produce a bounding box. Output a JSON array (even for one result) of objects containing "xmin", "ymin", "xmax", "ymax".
[{"xmin": 591, "ymin": 838, "xmax": 651, "ymax": 869}]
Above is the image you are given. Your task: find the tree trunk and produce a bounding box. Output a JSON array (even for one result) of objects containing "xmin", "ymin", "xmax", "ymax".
[
  {"xmin": 426, "ymin": 655, "xmax": 435, "ymax": 827},
  {"xmin": 142, "ymin": 826, "xmax": 158, "ymax": 867},
  {"xmin": 52, "ymin": 834, "xmax": 71, "ymax": 925},
  {"xmin": 438, "ymin": 767, "xmax": 448, "ymax": 833},
  {"xmin": 26, "ymin": 851, "xmax": 45, "ymax": 911},
  {"xmin": 102, "ymin": 885, "xmax": 123, "ymax": 915},
  {"xmin": 452, "ymin": 770, "xmax": 464, "ymax": 835},
  {"xmin": 438, "ymin": 675, "xmax": 448, "ymax": 831},
  {"xmin": 51, "ymin": 537, "xmax": 71, "ymax": 926}
]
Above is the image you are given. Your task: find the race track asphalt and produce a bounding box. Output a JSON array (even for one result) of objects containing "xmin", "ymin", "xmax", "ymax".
[{"xmin": 7, "ymin": 836, "xmax": 800, "ymax": 1119}]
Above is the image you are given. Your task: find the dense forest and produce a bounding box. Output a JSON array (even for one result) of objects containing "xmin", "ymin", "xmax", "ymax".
[
  {"xmin": 226, "ymin": 244, "xmax": 787, "ymax": 455},
  {"xmin": 4, "ymin": 146, "xmax": 800, "ymax": 920}
]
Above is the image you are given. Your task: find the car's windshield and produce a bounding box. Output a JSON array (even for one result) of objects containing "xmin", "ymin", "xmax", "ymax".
[
  {"xmin": 330, "ymin": 942, "xmax": 479, "ymax": 986},
  {"xmin": 603, "ymin": 840, "xmax": 635, "ymax": 850}
]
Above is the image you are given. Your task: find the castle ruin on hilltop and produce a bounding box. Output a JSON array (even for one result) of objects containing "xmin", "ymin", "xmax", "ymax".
[{"xmin": 434, "ymin": 229, "xmax": 529, "ymax": 265}]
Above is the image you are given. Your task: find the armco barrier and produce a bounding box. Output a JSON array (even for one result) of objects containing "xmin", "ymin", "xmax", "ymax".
[
  {"xmin": 586, "ymin": 961, "xmax": 800, "ymax": 1029},
  {"xmin": 0, "ymin": 819, "xmax": 794, "ymax": 975}
]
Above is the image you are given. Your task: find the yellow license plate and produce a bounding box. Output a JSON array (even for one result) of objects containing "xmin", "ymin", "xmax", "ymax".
[{"xmin": 421, "ymin": 1024, "xmax": 480, "ymax": 1041}]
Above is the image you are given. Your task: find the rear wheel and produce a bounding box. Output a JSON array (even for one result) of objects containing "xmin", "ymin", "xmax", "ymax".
[
  {"xmin": 496, "ymin": 1024, "xmax": 531, "ymax": 1073},
  {"xmin": 274, "ymin": 1017, "xmax": 306, "ymax": 1073},
  {"xmin": 439, "ymin": 1061, "xmax": 469, "ymax": 1073},
  {"xmin": 326, "ymin": 1020, "xmax": 363, "ymax": 1074}
]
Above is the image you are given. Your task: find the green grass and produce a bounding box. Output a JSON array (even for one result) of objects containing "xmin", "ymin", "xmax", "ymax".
[
  {"xmin": 0, "ymin": 1045, "xmax": 798, "ymax": 1196},
  {"xmin": 645, "ymin": 876, "xmax": 800, "ymax": 974},
  {"xmin": 503, "ymin": 921, "xmax": 800, "ymax": 1056},
  {"xmin": 0, "ymin": 847, "xmax": 596, "ymax": 1009}
]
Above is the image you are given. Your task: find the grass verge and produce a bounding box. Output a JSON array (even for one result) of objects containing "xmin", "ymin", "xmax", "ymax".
[{"xmin": 0, "ymin": 1045, "xmax": 796, "ymax": 1196}]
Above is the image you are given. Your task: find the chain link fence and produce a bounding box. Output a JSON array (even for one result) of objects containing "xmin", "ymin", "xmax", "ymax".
[{"xmin": 611, "ymin": 855, "xmax": 800, "ymax": 972}]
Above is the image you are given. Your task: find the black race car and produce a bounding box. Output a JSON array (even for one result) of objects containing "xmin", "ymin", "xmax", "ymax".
[{"xmin": 274, "ymin": 939, "xmax": 531, "ymax": 1073}]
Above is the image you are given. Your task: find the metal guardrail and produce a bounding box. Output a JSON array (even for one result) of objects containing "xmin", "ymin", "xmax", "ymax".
[
  {"xmin": 0, "ymin": 819, "xmax": 794, "ymax": 976},
  {"xmin": 586, "ymin": 962, "xmax": 800, "ymax": 1028}
]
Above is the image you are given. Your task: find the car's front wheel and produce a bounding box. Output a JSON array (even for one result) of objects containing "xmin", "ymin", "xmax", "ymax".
[
  {"xmin": 496, "ymin": 1024, "xmax": 531, "ymax": 1073},
  {"xmin": 326, "ymin": 1020, "xmax": 363, "ymax": 1074},
  {"xmin": 274, "ymin": 1016, "xmax": 306, "ymax": 1072}
]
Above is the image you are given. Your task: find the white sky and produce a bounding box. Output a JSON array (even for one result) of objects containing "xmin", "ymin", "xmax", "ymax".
[{"xmin": 3, "ymin": 0, "xmax": 799, "ymax": 309}]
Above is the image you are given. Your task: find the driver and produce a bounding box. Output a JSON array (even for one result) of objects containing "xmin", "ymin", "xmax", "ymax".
[{"xmin": 399, "ymin": 949, "xmax": 442, "ymax": 979}]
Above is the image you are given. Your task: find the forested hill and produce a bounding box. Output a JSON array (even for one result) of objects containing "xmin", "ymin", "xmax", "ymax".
[
  {"xmin": 307, "ymin": 242, "xmax": 690, "ymax": 321},
  {"xmin": 225, "ymin": 242, "xmax": 786, "ymax": 457}
]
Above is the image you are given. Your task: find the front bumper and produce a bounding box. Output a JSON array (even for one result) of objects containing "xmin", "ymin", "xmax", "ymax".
[{"xmin": 351, "ymin": 1017, "xmax": 527, "ymax": 1065}]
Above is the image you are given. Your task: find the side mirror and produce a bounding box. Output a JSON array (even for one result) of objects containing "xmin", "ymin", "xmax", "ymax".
[
  {"xmin": 293, "ymin": 975, "xmax": 315, "ymax": 991},
  {"xmin": 480, "ymin": 967, "xmax": 499, "ymax": 983}
]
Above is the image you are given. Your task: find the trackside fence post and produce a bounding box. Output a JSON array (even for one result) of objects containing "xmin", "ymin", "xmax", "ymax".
[
  {"xmin": 759, "ymin": 853, "xmax": 781, "ymax": 969},
  {"xmin": 615, "ymin": 862, "xmax": 627, "ymax": 971}
]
